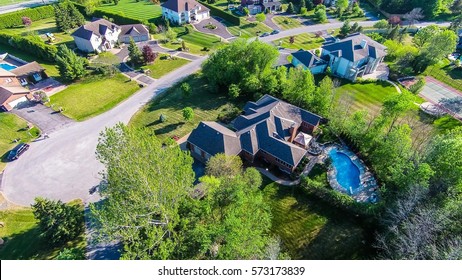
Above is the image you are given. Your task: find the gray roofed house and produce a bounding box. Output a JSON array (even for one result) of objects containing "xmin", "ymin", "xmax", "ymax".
[
  {"xmin": 187, "ymin": 95, "xmax": 322, "ymax": 174},
  {"xmin": 119, "ymin": 24, "xmax": 150, "ymax": 43},
  {"xmin": 321, "ymin": 33, "xmax": 387, "ymax": 81}
]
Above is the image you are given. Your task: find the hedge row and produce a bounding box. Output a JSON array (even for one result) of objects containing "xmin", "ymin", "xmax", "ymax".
[
  {"xmin": 0, "ymin": 33, "xmax": 57, "ymax": 62},
  {"xmin": 0, "ymin": 5, "xmax": 55, "ymax": 29},
  {"xmin": 72, "ymin": 2, "xmax": 143, "ymax": 25},
  {"xmin": 300, "ymin": 176, "xmax": 381, "ymax": 221},
  {"xmin": 198, "ymin": 1, "xmax": 240, "ymax": 26}
]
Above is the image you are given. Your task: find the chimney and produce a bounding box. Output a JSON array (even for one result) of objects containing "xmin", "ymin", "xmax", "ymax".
[{"xmin": 360, "ymin": 39, "xmax": 367, "ymax": 49}]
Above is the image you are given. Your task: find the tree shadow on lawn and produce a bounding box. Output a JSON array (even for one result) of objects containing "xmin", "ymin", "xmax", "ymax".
[
  {"xmin": 154, "ymin": 122, "xmax": 185, "ymax": 135},
  {"xmin": 268, "ymin": 185, "xmax": 375, "ymax": 259}
]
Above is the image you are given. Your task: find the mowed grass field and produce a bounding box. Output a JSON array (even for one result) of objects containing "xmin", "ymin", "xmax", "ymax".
[
  {"xmin": 226, "ymin": 20, "xmax": 272, "ymax": 39},
  {"xmin": 272, "ymin": 16, "xmax": 302, "ymax": 30},
  {"xmin": 0, "ymin": 201, "xmax": 86, "ymax": 260},
  {"xmin": 130, "ymin": 74, "xmax": 243, "ymax": 140},
  {"xmin": 0, "ymin": 0, "xmax": 29, "ymax": 6},
  {"xmin": 262, "ymin": 181, "xmax": 371, "ymax": 259},
  {"xmin": 49, "ymin": 73, "xmax": 139, "ymax": 121},
  {"xmin": 276, "ymin": 33, "xmax": 325, "ymax": 50},
  {"xmin": 98, "ymin": 0, "xmax": 162, "ymax": 22},
  {"xmin": 0, "ymin": 113, "xmax": 40, "ymax": 171},
  {"xmin": 141, "ymin": 54, "xmax": 190, "ymax": 79},
  {"xmin": 159, "ymin": 26, "xmax": 225, "ymax": 55}
]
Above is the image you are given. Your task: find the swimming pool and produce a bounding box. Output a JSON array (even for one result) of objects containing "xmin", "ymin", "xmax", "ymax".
[
  {"xmin": 0, "ymin": 63, "xmax": 17, "ymax": 71},
  {"xmin": 328, "ymin": 147, "xmax": 361, "ymax": 193}
]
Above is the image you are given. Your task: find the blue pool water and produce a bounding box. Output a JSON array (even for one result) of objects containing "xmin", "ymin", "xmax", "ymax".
[
  {"xmin": 328, "ymin": 148, "xmax": 361, "ymax": 192},
  {"xmin": 0, "ymin": 63, "xmax": 17, "ymax": 71}
]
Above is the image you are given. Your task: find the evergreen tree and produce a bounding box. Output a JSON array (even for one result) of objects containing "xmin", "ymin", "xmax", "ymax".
[
  {"xmin": 128, "ymin": 38, "xmax": 143, "ymax": 65},
  {"xmin": 55, "ymin": 44, "xmax": 87, "ymax": 81},
  {"xmin": 54, "ymin": 1, "xmax": 85, "ymax": 32},
  {"xmin": 287, "ymin": 2, "xmax": 296, "ymax": 14},
  {"xmin": 339, "ymin": 19, "xmax": 351, "ymax": 37},
  {"xmin": 306, "ymin": 0, "xmax": 314, "ymax": 10}
]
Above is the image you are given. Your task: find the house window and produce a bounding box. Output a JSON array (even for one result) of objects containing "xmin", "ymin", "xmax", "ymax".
[
  {"xmin": 19, "ymin": 78, "xmax": 28, "ymax": 85},
  {"xmin": 33, "ymin": 73, "xmax": 42, "ymax": 82}
]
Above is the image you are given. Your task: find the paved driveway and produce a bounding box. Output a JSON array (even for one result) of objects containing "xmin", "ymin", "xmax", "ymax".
[
  {"xmin": 193, "ymin": 17, "xmax": 233, "ymax": 40},
  {"xmin": 12, "ymin": 102, "xmax": 74, "ymax": 134}
]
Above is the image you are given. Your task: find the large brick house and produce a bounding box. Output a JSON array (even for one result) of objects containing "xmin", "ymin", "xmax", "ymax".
[{"xmin": 187, "ymin": 95, "xmax": 322, "ymax": 173}]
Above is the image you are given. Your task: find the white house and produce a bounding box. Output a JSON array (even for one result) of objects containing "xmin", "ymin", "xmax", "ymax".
[
  {"xmin": 161, "ymin": 0, "xmax": 210, "ymax": 25},
  {"xmin": 72, "ymin": 19, "xmax": 121, "ymax": 53},
  {"xmin": 321, "ymin": 33, "xmax": 387, "ymax": 81}
]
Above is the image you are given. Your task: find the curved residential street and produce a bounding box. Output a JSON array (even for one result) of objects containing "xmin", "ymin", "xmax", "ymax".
[{"xmin": 0, "ymin": 19, "xmax": 452, "ymax": 206}]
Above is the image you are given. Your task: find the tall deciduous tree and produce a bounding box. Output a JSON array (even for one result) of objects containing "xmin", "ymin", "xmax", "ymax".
[
  {"xmin": 314, "ymin": 4, "xmax": 327, "ymax": 22},
  {"xmin": 413, "ymin": 25, "xmax": 441, "ymax": 47},
  {"xmin": 255, "ymin": 13, "xmax": 266, "ymax": 23},
  {"xmin": 142, "ymin": 45, "xmax": 156, "ymax": 64},
  {"xmin": 182, "ymin": 107, "xmax": 194, "ymax": 122},
  {"xmin": 91, "ymin": 123, "xmax": 195, "ymax": 259},
  {"xmin": 311, "ymin": 76, "xmax": 334, "ymax": 117},
  {"xmin": 55, "ymin": 44, "xmax": 87, "ymax": 81},
  {"xmin": 205, "ymin": 153, "xmax": 243, "ymax": 178}
]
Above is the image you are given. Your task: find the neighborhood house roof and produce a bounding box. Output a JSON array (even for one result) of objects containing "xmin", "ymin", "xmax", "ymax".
[
  {"xmin": 323, "ymin": 33, "xmax": 387, "ymax": 62},
  {"xmin": 120, "ymin": 24, "xmax": 149, "ymax": 36},
  {"xmin": 292, "ymin": 49, "xmax": 325, "ymax": 68},
  {"xmin": 188, "ymin": 95, "xmax": 322, "ymax": 167},
  {"xmin": 10, "ymin": 61, "xmax": 44, "ymax": 77},
  {"xmin": 0, "ymin": 86, "xmax": 29, "ymax": 105},
  {"xmin": 72, "ymin": 19, "xmax": 119, "ymax": 40},
  {"xmin": 161, "ymin": 0, "xmax": 210, "ymax": 13}
]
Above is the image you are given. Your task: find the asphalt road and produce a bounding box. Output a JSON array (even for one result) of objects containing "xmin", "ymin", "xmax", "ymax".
[
  {"xmin": 0, "ymin": 0, "xmax": 57, "ymax": 14},
  {"xmin": 0, "ymin": 19, "xmax": 453, "ymax": 206}
]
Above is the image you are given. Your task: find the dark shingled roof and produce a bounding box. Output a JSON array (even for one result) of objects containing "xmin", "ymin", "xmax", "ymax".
[
  {"xmin": 10, "ymin": 61, "xmax": 44, "ymax": 77},
  {"xmin": 120, "ymin": 24, "xmax": 149, "ymax": 36},
  {"xmin": 161, "ymin": 0, "xmax": 209, "ymax": 13},
  {"xmin": 187, "ymin": 121, "xmax": 241, "ymax": 156},
  {"xmin": 72, "ymin": 19, "xmax": 119, "ymax": 40},
  {"xmin": 323, "ymin": 33, "xmax": 386, "ymax": 62},
  {"xmin": 187, "ymin": 95, "xmax": 322, "ymax": 168},
  {"xmin": 292, "ymin": 49, "xmax": 326, "ymax": 68}
]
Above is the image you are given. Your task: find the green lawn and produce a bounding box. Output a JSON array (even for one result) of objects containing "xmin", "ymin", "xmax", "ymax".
[
  {"xmin": 0, "ymin": 113, "xmax": 40, "ymax": 171},
  {"xmin": 262, "ymin": 181, "xmax": 372, "ymax": 259},
  {"xmin": 275, "ymin": 33, "xmax": 324, "ymax": 50},
  {"xmin": 226, "ymin": 19, "xmax": 272, "ymax": 39},
  {"xmin": 272, "ymin": 16, "xmax": 302, "ymax": 30},
  {"xmin": 97, "ymin": 0, "xmax": 162, "ymax": 22},
  {"xmin": 0, "ymin": 18, "xmax": 75, "ymax": 48},
  {"xmin": 0, "ymin": 42, "xmax": 59, "ymax": 79},
  {"xmin": 158, "ymin": 26, "xmax": 225, "ymax": 55},
  {"xmin": 141, "ymin": 54, "xmax": 189, "ymax": 79},
  {"xmin": 425, "ymin": 59, "xmax": 462, "ymax": 91},
  {"xmin": 0, "ymin": 201, "xmax": 86, "ymax": 260},
  {"xmin": 0, "ymin": 0, "xmax": 29, "ymax": 6},
  {"xmin": 130, "ymin": 74, "xmax": 243, "ymax": 140},
  {"xmin": 49, "ymin": 73, "xmax": 140, "ymax": 121}
]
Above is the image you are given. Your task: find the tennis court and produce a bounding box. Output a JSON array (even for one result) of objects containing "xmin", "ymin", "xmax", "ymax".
[{"xmin": 420, "ymin": 76, "xmax": 462, "ymax": 120}]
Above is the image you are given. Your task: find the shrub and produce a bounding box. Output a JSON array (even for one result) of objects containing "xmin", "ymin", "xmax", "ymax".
[
  {"xmin": 408, "ymin": 77, "xmax": 426, "ymax": 94},
  {"xmin": 217, "ymin": 104, "xmax": 241, "ymax": 124},
  {"xmin": 55, "ymin": 248, "xmax": 86, "ymax": 260},
  {"xmin": 198, "ymin": 1, "xmax": 240, "ymax": 25},
  {"xmin": 0, "ymin": 5, "xmax": 54, "ymax": 29}
]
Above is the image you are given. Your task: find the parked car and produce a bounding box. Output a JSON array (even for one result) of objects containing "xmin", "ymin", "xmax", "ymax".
[
  {"xmin": 6, "ymin": 143, "xmax": 29, "ymax": 161},
  {"xmin": 271, "ymin": 29, "xmax": 280, "ymax": 35},
  {"xmin": 260, "ymin": 32, "xmax": 270, "ymax": 37}
]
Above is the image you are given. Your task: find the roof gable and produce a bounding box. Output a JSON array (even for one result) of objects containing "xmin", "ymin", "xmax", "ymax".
[{"xmin": 323, "ymin": 33, "xmax": 387, "ymax": 62}]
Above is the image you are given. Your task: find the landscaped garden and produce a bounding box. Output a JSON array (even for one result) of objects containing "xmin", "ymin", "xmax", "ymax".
[
  {"xmin": 0, "ymin": 113, "xmax": 40, "ymax": 171},
  {"xmin": 0, "ymin": 200, "xmax": 86, "ymax": 260},
  {"xmin": 141, "ymin": 54, "xmax": 190, "ymax": 79},
  {"xmin": 226, "ymin": 19, "xmax": 272, "ymax": 39},
  {"xmin": 97, "ymin": 0, "xmax": 162, "ymax": 22},
  {"xmin": 262, "ymin": 180, "xmax": 372, "ymax": 259},
  {"xmin": 275, "ymin": 32, "xmax": 324, "ymax": 50},
  {"xmin": 130, "ymin": 74, "xmax": 244, "ymax": 141},
  {"xmin": 272, "ymin": 16, "xmax": 302, "ymax": 30},
  {"xmin": 49, "ymin": 73, "xmax": 140, "ymax": 121}
]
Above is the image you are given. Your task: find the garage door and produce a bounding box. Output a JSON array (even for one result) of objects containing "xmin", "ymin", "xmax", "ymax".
[{"xmin": 8, "ymin": 96, "xmax": 28, "ymax": 109}]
